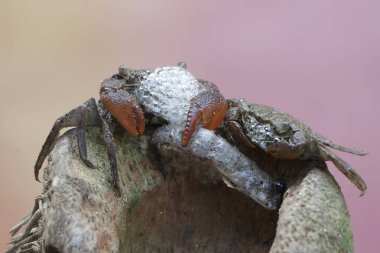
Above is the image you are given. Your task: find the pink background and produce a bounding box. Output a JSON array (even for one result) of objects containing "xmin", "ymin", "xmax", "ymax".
[{"xmin": 1, "ymin": 1, "xmax": 379, "ymax": 252}]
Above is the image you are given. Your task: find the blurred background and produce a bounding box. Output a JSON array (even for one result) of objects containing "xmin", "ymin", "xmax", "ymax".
[{"xmin": 1, "ymin": 0, "xmax": 379, "ymax": 252}]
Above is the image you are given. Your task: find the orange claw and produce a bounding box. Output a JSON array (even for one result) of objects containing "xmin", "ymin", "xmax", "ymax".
[
  {"xmin": 100, "ymin": 79, "xmax": 145, "ymax": 136},
  {"xmin": 182, "ymin": 91, "xmax": 227, "ymax": 146}
]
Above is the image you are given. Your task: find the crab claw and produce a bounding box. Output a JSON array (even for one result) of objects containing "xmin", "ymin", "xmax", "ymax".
[
  {"xmin": 100, "ymin": 78, "xmax": 145, "ymax": 136},
  {"xmin": 182, "ymin": 90, "xmax": 228, "ymax": 146}
]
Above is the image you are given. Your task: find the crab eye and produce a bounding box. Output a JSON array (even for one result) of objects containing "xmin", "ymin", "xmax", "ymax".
[
  {"xmin": 118, "ymin": 65, "xmax": 129, "ymax": 76},
  {"xmin": 100, "ymin": 86, "xmax": 113, "ymax": 94}
]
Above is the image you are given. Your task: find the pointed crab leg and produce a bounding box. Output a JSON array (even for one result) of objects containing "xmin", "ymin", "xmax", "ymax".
[
  {"xmin": 77, "ymin": 104, "xmax": 98, "ymax": 169},
  {"xmin": 34, "ymin": 97, "xmax": 123, "ymax": 194},
  {"xmin": 313, "ymin": 132, "xmax": 369, "ymax": 156},
  {"xmin": 100, "ymin": 116, "xmax": 121, "ymax": 195},
  {"xmin": 182, "ymin": 90, "xmax": 227, "ymax": 146},
  {"xmin": 319, "ymin": 145, "xmax": 367, "ymax": 196},
  {"xmin": 34, "ymin": 98, "xmax": 101, "ymax": 181}
]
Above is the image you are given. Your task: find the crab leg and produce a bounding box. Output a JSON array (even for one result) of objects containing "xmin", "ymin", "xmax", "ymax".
[
  {"xmin": 182, "ymin": 81, "xmax": 228, "ymax": 146},
  {"xmin": 100, "ymin": 115, "xmax": 121, "ymax": 195},
  {"xmin": 314, "ymin": 132, "xmax": 369, "ymax": 156},
  {"xmin": 34, "ymin": 98, "xmax": 101, "ymax": 181},
  {"xmin": 319, "ymin": 145, "xmax": 367, "ymax": 195},
  {"xmin": 77, "ymin": 104, "xmax": 98, "ymax": 169},
  {"xmin": 99, "ymin": 77, "xmax": 150, "ymax": 194}
]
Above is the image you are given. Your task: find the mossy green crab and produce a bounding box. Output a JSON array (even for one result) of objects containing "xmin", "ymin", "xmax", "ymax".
[{"xmin": 226, "ymin": 98, "xmax": 367, "ymax": 195}]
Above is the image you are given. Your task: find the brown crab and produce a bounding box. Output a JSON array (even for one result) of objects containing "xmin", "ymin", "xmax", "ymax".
[
  {"xmin": 226, "ymin": 98, "xmax": 368, "ymax": 195},
  {"xmin": 34, "ymin": 63, "xmax": 228, "ymax": 194}
]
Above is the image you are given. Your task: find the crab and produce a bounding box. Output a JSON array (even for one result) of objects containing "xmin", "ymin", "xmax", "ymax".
[
  {"xmin": 34, "ymin": 63, "xmax": 285, "ymax": 209},
  {"xmin": 34, "ymin": 63, "xmax": 226, "ymax": 192},
  {"xmin": 226, "ymin": 98, "xmax": 368, "ymax": 195}
]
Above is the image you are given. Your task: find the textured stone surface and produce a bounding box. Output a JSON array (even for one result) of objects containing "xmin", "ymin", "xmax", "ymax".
[
  {"xmin": 42, "ymin": 128, "xmax": 162, "ymax": 253},
  {"xmin": 270, "ymin": 168, "xmax": 353, "ymax": 253},
  {"xmin": 7, "ymin": 126, "xmax": 353, "ymax": 253}
]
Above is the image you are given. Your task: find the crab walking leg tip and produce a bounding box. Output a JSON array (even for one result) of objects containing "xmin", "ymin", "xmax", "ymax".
[
  {"xmin": 34, "ymin": 173, "xmax": 40, "ymax": 182},
  {"xmin": 114, "ymin": 186, "xmax": 121, "ymax": 197},
  {"xmin": 358, "ymin": 181, "xmax": 367, "ymax": 196}
]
